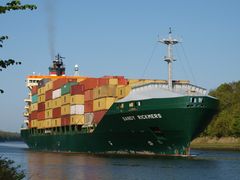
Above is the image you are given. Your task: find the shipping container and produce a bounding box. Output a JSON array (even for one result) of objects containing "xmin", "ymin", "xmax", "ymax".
[
  {"xmin": 52, "ymin": 107, "xmax": 61, "ymax": 118},
  {"xmin": 61, "ymin": 82, "xmax": 78, "ymax": 95},
  {"xmin": 52, "ymin": 88, "xmax": 61, "ymax": 99},
  {"xmin": 31, "ymin": 86, "xmax": 38, "ymax": 95},
  {"xmin": 98, "ymin": 78, "xmax": 118, "ymax": 86},
  {"xmin": 61, "ymin": 104, "xmax": 70, "ymax": 115},
  {"xmin": 45, "ymin": 100, "xmax": 52, "ymax": 110},
  {"xmin": 70, "ymin": 94, "xmax": 84, "ymax": 105},
  {"xmin": 30, "ymin": 111, "xmax": 38, "ymax": 120},
  {"xmin": 70, "ymin": 84, "xmax": 84, "ymax": 95},
  {"xmin": 61, "ymin": 115, "xmax": 70, "ymax": 126},
  {"xmin": 37, "ymin": 111, "xmax": 45, "ymax": 120},
  {"xmin": 70, "ymin": 115, "xmax": 84, "ymax": 125},
  {"xmin": 45, "ymin": 80, "xmax": 53, "ymax": 91},
  {"xmin": 93, "ymin": 85, "xmax": 117, "ymax": 99},
  {"xmin": 70, "ymin": 105, "xmax": 84, "ymax": 115},
  {"xmin": 85, "ymin": 100, "xmax": 93, "ymax": 113},
  {"xmin": 51, "ymin": 118, "xmax": 61, "ymax": 127},
  {"xmin": 93, "ymin": 110, "xmax": 107, "ymax": 124},
  {"xmin": 38, "ymin": 94, "xmax": 46, "ymax": 103},
  {"xmin": 84, "ymin": 90, "xmax": 93, "ymax": 101},
  {"xmin": 81, "ymin": 78, "xmax": 98, "ymax": 90},
  {"xmin": 45, "ymin": 89, "xmax": 53, "ymax": 101},
  {"xmin": 117, "ymin": 76, "xmax": 128, "ymax": 85},
  {"xmin": 32, "ymin": 94, "xmax": 38, "ymax": 104},
  {"xmin": 52, "ymin": 97, "xmax": 61, "ymax": 108},
  {"xmin": 116, "ymin": 85, "xmax": 131, "ymax": 99},
  {"xmin": 84, "ymin": 113, "xmax": 94, "ymax": 125},
  {"xmin": 53, "ymin": 78, "xmax": 77, "ymax": 90},
  {"xmin": 38, "ymin": 79, "xmax": 50, "ymax": 88},
  {"xmin": 37, "ymin": 87, "xmax": 45, "ymax": 95},
  {"xmin": 31, "ymin": 119, "xmax": 38, "ymax": 128},
  {"xmin": 38, "ymin": 102, "xmax": 45, "ymax": 112},
  {"xmin": 30, "ymin": 103, "xmax": 38, "ymax": 112},
  {"xmin": 45, "ymin": 109, "xmax": 53, "ymax": 119},
  {"xmin": 61, "ymin": 94, "xmax": 71, "ymax": 105},
  {"xmin": 93, "ymin": 97, "xmax": 116, "ymax": 111},
  {"xmin": 44, "ymin": 119, "xmax": 52, "ymax": 128}
]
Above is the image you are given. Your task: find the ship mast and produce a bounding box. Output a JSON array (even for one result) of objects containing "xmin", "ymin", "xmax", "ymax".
[{"xmin": 159, "ymin": 28, "xmax": 179, "ymax": 90}]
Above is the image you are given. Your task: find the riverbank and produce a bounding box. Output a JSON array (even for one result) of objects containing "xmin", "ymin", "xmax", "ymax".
[{"xmin": 190, "ymin": 137, "xmax": 240, "ymax": 150}]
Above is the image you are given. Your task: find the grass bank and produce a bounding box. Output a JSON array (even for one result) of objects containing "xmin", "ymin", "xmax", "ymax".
[{"xmin": 190, "ymin": 137, "xmax": 240, "ymax": 150}]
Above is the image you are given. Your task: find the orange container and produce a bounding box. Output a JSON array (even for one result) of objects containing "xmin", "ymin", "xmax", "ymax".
[
  {"xmin": 45, "ymin": 89, "xmax": 52, "ymax": 101},
  {"xmin": 84, "ymin": 90, "xmax": 93, "ymax": 101},
  {"xmin": 85, "ymin": 100, "xmax": 93, "ymax": 113},
  {"xmin": 31, "ymin": 86, "xmax": 38, "ymax": 95},
  {"xmin": 93, "ymin": 110, "xmax": 107, "ymax": 124},
  {"xmin": 70, "ymin": 84, "xmax": 84, "ymax": 95},
  {"xmin": 81, "ymin": 78, "xmax": 98, "ymax": 90},
  {"xmin": 53, "ymin": 78, "xmax": 77, "ymax": 90},
  {"xmin": 38, "ymin": 102, "xmax": 45, "ymax": 112},
  {"xmin": 53, "ymin": 107, "xmax": 61, "ymax": 118},
  {"xmin": 61, "ymin": 115, "xmax": 70, "ymax": 126},
  {"xmin": 37, "ymin": 111, "xmax": 45, "ymax": 120}
]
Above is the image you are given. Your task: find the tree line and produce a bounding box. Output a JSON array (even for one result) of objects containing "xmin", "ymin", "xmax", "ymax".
[{"xmin": 204, "ymin": 81, "xmax": 240, "ymax": 137}]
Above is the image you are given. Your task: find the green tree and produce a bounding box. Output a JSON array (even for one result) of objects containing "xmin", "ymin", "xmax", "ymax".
[{"xmin": 0, "ymin": 0, "xmax": 37, "ymax": 93}]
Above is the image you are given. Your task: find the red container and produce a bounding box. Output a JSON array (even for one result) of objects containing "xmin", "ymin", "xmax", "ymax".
[
  {"xmin": 81, "ymin": 78, "xmax": 98, "ymax": 90},
  {"xmin": 70, "ymin": 84, "xmax": 84, "ymax": 95},
  {"xmin": 61, "ymin": 115, "xmax": 70, "ymax": 126},
  {"xmin": 53, "ymin": 78, "xmax": 77, "ymax": 90},
  {"xmin": 38, "ymin": 102, "xmax": 45, "ymax": 112},
  {"xmin": 117, "ymin": 76, "xmax": 128, "ymax": 85},
  {"xmin": 37, "ymin": 111, "xmax": 45, "ymax": 120},
  {"xmin": 85, "ymin": 100, "xmax": 93, "ymax": 113},
  {"xmin": 30, "ymin": 111, "xmax": 38, "ymax": 120},
  {"xmin": 98, "ymin": 78, "xmax": 109, "ymax": 86},
  {"xmin": 84, "ymin": 90, "xmax": 93, "ymax": 101},
  {"xmin": 52, "ymin": 107, "xmax": 61, "ymax": 118},
  {"xmin": 31, "ymin": 86, "xmax": 38, "ymax": 95},
  {"xmin": 93, "ymin": 110, "xmax": 107, "ymax": 124},
  {"xmin": 45, "ymin": 90, "xmax": 52, "ymax": 100}
]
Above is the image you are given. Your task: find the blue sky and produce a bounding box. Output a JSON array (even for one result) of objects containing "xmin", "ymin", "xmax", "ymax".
[{"xmin": 0, "ymin": 0, "xmax": 240, "ymax": 132}]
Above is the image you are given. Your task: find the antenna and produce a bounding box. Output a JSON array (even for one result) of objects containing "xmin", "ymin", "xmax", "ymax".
[
  {"xmin": 158, "ymin": 28, "xmax": 179, "ymax": 90},
  {"xmin": 74, "ymin": 64, "xmax": 80, "ymax": 76}
]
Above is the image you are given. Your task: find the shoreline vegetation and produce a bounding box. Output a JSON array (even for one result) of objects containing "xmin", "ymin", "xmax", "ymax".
[
  {"xmin": 0, "ymin": 130, "xmax": 21, "ymax": 142},
  {"xmin": 191, "ymin": 137, "xmax": 240, "ymax": 150}
]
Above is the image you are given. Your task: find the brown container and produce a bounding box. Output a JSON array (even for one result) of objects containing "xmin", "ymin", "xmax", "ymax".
[
  {"xmin": 52, "ymin": 107, "xmax": 61, "ymax": 118},
  {"xmin": 38, "ymin": 102, "xmax": 45, "ymax": 112},
  {"xmin": 30, "ymin": 111, "xmax": 38, "ymax": 120},
  {"xmin": 37, "ymin": 111, "xmax": 45, "ymax": 120},
  {"xmin": 45, "ymin": 89, "xmax": 52, "ymax": 101},
  {"xmin": 85, "ymin": 100, "xmax": 93, "ymax": 113},
  {"xmin": 61, "ymin": 115, "xmax": 70, "ymax": 126},
  {"xmin": 81, "ymin": 78, "xmax": 98, "ymax": 90},
  {"xmin": 93, "ymin": 110, "xmax": 107, "ymax": 124},
  {"xmin": 53, "ymin": 78, "xmax": 77, "ymax": 90},
  {"xmin": 84, "ymin": 90, "xmax": 93, "ymax": 101},
  {"xmin": 70, "ymin": 84, "xmax": 84, "ymax": 95},
  {"xmin": 31, "ymin": 86, "xmax": 38, "ymax": 95}
]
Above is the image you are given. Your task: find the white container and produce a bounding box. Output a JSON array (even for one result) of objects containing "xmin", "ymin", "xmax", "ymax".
[
  {"xmin": 70, "ymin": 105, "xmax": 84, "ymax": 115},
  {"xmin": 52, "ymin": 89, "xmax": 61, "ymax": 99}
]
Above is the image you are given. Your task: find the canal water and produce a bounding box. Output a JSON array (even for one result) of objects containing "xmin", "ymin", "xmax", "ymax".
[{"xmin": 0, "ymin": 142, "xmax": 240, "ymax": 180}]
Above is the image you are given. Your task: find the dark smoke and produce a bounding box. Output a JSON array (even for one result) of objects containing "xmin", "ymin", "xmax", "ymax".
[{"xmin": 44, "ymin": 0, "xmax": 56, "ymax": 60}]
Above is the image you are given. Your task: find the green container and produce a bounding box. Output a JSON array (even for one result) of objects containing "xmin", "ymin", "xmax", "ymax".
[
  {"xmin": 61, "ymin": 82, "xmax": 78, "ymax": 95},
  {"xmin": 32, "ymin": 94, "xmax": 38, "ymax": 103}
]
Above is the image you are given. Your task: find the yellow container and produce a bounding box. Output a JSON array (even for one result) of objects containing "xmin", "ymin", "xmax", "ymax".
[
  {"xmin": 61, "ymin": 94, "xmax": 71, "ymax": 105},
  {"xmin": 93, "ymin": 97, "xmax": 116, "ymax": 111},
  {"xmin": 30, "ymin": 103, "xmax": 38, "ymax": 112},
  {"xmin": 45, "ymin": 81, "xmax": 53, "ymax": 91},
  {"xmin": 93, "ymin": 85, "xmax": 117, "ymax": 99},
  {"xmin": 37, "ymin": 120, "xmax": 44, "ymax": 129},
  {"xmin": 31, "ymin": 119, "xmax": 38, "ymax": 128},
  {"xmin": 70, "ymin": 94, "xmax": 84, "ymax": 105},
  {"xmin": 128, "ymin": 79, "xmax": 140, "ymax": 85},
  {"xmin": 37, "ymin": 87, "xmax": 45, "ymax": 95},
  {"xmin": 52, "ymin": 97, "xmax": 61, "ymax": 108},
  {"xmin": 45, "ymin": 100, "xmax": 52, "ymax": 110},
  {"xmin": 51, "ymin": 118, "xmax": 61, "ymax": 127},
  {"xmin": 45, "ymin": 109, "xmax": 53, "ymax": 119},
  {"xmin": 70, "ymin": 115, "xmax": 84, "ymax": 125},
  {"xmin": 61, "ymin": 104, "xmax": 70, "ymax": 115},
  {"xmin": 117, "ymin": 85, "xmax": 131, "ymax": 99},
  {"xmin": 109, "ymin": 78, "xmax": 118, "ymax": 85},
  {"xmin": 44, "ymin": 119, "xmax": 52, "ymax": 128},
  {"xmin": 38, "ymin": 94, "xmax": 46, "ymax": 103}
]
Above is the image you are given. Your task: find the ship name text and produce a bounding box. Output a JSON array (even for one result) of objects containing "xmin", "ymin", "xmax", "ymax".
[{"xmin": 122, "ymin": 113, "xmax": 162, "ymax": 121}]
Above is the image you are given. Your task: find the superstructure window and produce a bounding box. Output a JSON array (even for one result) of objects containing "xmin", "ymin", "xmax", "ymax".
[
  {"xmin": 198, "ymin": 97, "xmax": 203, "ymax": 103},
  {"xmin": 129, "ymin": 102, "xmax": 134, "ymax": 107},
  {"xmin": 136, "ymin": 101, "xmax": 141, "ymax": 106},
  {"xmin": 120, "ymin": 103, "xmax": 124, "ymax": 109}
]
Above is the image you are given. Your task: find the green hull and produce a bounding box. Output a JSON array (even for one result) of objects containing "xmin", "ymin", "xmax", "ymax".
[{"xmin": 21, "ymin": 96, "xmax": 218, "ymax": 156}]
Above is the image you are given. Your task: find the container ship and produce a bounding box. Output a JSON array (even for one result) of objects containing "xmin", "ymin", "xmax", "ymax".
[{"xmin": 21, "ymin": 31, "xmax": 219, "ymax": 156}]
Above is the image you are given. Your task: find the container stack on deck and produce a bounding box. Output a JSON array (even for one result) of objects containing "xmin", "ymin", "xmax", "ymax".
[{"xmin": 28, "ymin": 76, "xmax": 130, "ymax": 130}]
